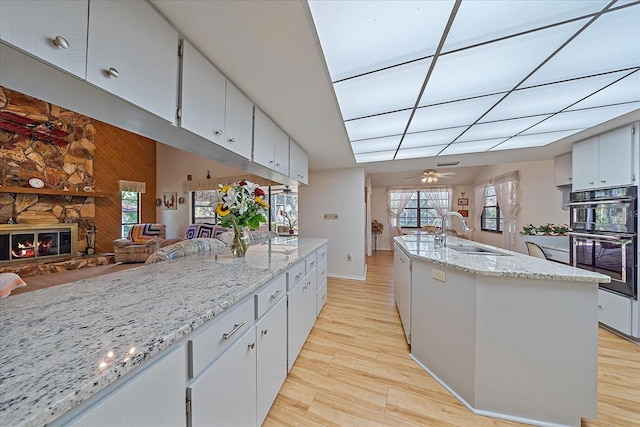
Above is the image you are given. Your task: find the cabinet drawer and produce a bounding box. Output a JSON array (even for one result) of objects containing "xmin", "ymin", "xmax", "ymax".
[
  {"xmin": 316, "ymin": 281, "xmax": 327, "ymax": 317},
  {"xmin": 598, "ymin": 289, "xmax": 632, "ymax": 335},
  {"xmin": 255, "ymin": 274, "xmax": 286, "ymax": 319},
  {"xmin": 317, "ymin": 258, "xmax": 328, "ymax": 290},
  {"xmin": 317, "ymin": 245, "xmax": 328, "ymax": 262},
  {"xmin": 188, "ymin": 297, "xmax": 254, "ymax": 379},
  {"xmin": 287, "ymin": 261, "xmax": 306, "ymax": 291},
  {"xmin": 306, "ymin": 252, "xmax": 317, "ymax": 273}
]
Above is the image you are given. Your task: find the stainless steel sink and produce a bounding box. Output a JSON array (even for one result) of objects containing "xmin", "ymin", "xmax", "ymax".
[{"xmin": 447, "ymin": 245, "xmax": 510, "ymax": 256}]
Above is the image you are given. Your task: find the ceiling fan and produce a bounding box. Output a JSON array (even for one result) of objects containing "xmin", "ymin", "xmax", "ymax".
[
  {"xmin": 271, "ymin": 185, "xmax": 296, "ymax": 195},
  {"xmin": 403, "ymin": 169, "xmax": 455, "ymax": 183}
]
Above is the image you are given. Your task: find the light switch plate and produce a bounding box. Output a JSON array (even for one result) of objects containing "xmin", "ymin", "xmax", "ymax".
[
  {"xmin": 324, "ymin": 213, "xmax": 338, "ymax": 220},
  {"xmin": 432, "ymin": 269, "xmax": 446, "ymax": 282}
]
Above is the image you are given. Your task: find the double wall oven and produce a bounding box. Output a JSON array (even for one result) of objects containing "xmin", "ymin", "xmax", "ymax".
[{"xmin": 569, "ymin": 186, "xmax": 637, "ymax": 299}]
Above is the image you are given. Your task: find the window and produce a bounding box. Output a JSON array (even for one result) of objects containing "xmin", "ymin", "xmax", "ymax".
[
  {"xmin": 399, "ymin": 190, "xmax": 450, "ymax": 228},
  {"xmin": 481, "ymin": 185, "xmax": 503, "ymax": 232},
  {"xmin": 121, "ymin": 191, "xmax": 140, "ymax": 238},
  {"xmin": 270, "ymin": 187, "xmax": 298, "ymax": 234},
  {"xmin": 192, "ymin": 191, "xmax": 218, "ymax": 224}
]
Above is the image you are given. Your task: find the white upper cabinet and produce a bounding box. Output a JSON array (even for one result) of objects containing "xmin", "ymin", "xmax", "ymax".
[
  {"xmin": 572, "ymin": 125, "xmax": 635, "ymax": 190},
  {"xmin": 181, "ymin": 41, "xmax": 253, "ymax": 159},
  {"xmin": 253, "ymin": 108, "xmax": 290, "ymax": 175},
  {"xmin": 86, "ymin": 0, "xmax": 179, "ymax": 123},
  {"xmin": 0, "ymin": 0, "xmax": 88, "ymax": 78},
  {"xmin": 180, "ymin": 40, "xmax": 226, "ymax": 144},
  {"xmin": 289, "ymin": 140, "xmax": 309, "ymax": 185},
  {"xmin": 553, "ymin": 152, "xmax": 572, "ymax": 187},
  {"xmin": 223, "ymin": 82, "xmax": 253, "ymax": 159}
]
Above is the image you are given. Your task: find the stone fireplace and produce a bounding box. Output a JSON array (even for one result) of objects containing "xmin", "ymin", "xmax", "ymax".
[{"xmin": 0, "ymin": 223, "xmax": 78, "ymax": 264}]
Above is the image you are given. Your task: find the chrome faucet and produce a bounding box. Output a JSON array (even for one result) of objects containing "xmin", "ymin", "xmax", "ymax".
[{"xmin": 439, "ymin": 211, "xmax": 470, "ymax": 247}]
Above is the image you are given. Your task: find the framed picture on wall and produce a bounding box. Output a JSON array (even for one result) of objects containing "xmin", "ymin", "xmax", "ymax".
[
  {"xmin": 458, "ymin": 209, "xmax": 469, "ymax": 217},
  {"xmin": 163, "ymin": 192, "xmax": 177, "ymax": 210},
  {"xmin": 458, "ymin": 198, "xmax": 469, "ymax": 206}
]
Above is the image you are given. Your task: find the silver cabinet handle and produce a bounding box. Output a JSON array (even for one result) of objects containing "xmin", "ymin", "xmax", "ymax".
[
  {"xmin": 261, "ymin": 329, "xmax": 268, "ymax": 336},
  {"xmin": 275, "ymin": 163, "xmax": 281, "ymax": 167},
  {"xmin": 106, "ymin": 67, "xmax": 119, "ymax": 78},
  {"xmin": 600, "ymin": 179, "xmax": 606, "ymax": 183},
  {"xmin": 589, "ymin": 181, "xmax": 594, "ymax": 184},
  {"xmin": 53, "ymin": 35, "xmax": 69, "ymax": 49},
  {"xmin": 310, "ymin": 261, "xmax": 315, "ymax": 268},
  {"xmin": 269, "ymin": 160, "xmax": 274, "ymax": 164},
  {"xmin": 248, "ymin": 343, "xmax": 255, "ymax": 349},
  {"xmin": 215, "ymin": 129, "xmax": 223, "ymax": 136},
  {"xmin": 270, "ymin": 289, "xmax": 282, "ymax": 300},
  {"xmin": 222, "ymin": 322, "xmax": 245, "ymax": 340},
  {"xmin": 228, "ymin": 137, "xmax": 235, "ymax": 143},
  {"xmin": 295, "ymin": 272, "xmax": 302, "ymax": 280}
]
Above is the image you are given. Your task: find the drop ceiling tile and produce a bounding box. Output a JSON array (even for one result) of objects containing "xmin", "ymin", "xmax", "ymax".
[
  {"xmin": 408, "ymin": 94, "xmax": 504, "ymax": 133},
  {"xmin": 482, "ymin": 71, "xmax": 629, "ymax": 122},
  {"xmin": 569, "ymin": 71, "xmax": 640, "ymax": 110},
  {"xmin": 333, "ymin": 58, "xmax": 432, "ymax": 120},
  {"xmin": 419, "ymin": 18, "xmax": 587, "ymax": 106},
  {"xmin": 523, "ymin": 102, "xmax": 640, "ymax": 134},
  {"xmin": 524, "ymin": 5, "xmax": 640, "ymax": 86},
  {"xmin": 491, "ymin": 129, "xmax": 581, "ymax": 151},
  {"xmin": 308, "ymin": 0, "xmax": 454, "ymax": 81},
  {"xmin": 443, "ymin": 0, "xmax": 608, "ymax": 52},
  {"xmin": 346, "ymin": 110, "xmax": 412, "ymax": 142},
  {"xmin": 354, "ymin": 150, "xmax": 397, "ymax": 163}
]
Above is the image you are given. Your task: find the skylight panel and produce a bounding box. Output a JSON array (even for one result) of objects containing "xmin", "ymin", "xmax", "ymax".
[
  {"xmin": 354, "ymin": 150, "xmax": 396, "ymax": 163},
  {"xmin": 345, "ymin": 110, "xmax": 412, "ymax": 142},
  {"xmin": 491, "ymin": 130, "xmax": 580, "ymax": 151},
  {"xmin": 440, "ymin": 138, "xmax": 509, "ymax": 155},
  {"xmin": 333, "ymin": 58, "xmax": 432, "ymax": 120},
  {"xmin": 401, "ymin": 127, "xmax": 468, "ymax": 149},
  {"xmin": 569, "ymin": 71, "xmax": 640, "ymax": 110},
  {"xmin": 482, "ymin": 71, "xmax": 629, "ymax": 122},
  {"xmin": 443, "ymin": 0, "xmax": 608, "ymax": 52},
  {"xmin": 523, "ymin": 5, "xmax": 640, "ymax": 87},
  {"xmin": 459, "ymin": 115, "xmax": 551, "ymax": 142},
  {"xmin": 408, "ymin": 94, "xmax": 503, "ymax": 134},
  {"xmin": 308, "ymin": 0, "xmax": 454, "ymax": 81},
  {"xmin": 419, "ymin": 18, "xmax": 587, "ymax": 107},
  {"xmin": 395, "ymin": 145, "xmax": 449, "ymax": 160},
  {"xmin": 351, "ymin": 135, "xmax": 402, "ymax": 154}
]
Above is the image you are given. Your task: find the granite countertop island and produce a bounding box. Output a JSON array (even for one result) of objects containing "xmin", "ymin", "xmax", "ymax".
[
  {"xmin": 396, "ymin": 233, "xmax": 608, "ymax": 283},
  {"xmin": 0, "ymin": 237, "xmax": 328, "ymax": 427},
  {"xmin": 394, "ymin": 234, "xmax": 610, "ymax": 427}
]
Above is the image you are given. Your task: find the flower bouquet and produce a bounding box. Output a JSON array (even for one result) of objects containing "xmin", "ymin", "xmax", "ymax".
[
  {"xmin": 214, "ymin": 180, "xmax": 269, "ymax": 257},
  {"xmin": 371, "ymin": 219, "xmax": 384, "ymax": 235}
]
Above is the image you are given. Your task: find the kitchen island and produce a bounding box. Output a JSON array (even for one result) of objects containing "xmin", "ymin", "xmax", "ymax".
[
  {"xmin": 395, "ymin": 234, "xmax": 610, "ymax": 427},
  {"xmin": 0, "ymin": 237, "xmax": 328, "ymax": 427}
]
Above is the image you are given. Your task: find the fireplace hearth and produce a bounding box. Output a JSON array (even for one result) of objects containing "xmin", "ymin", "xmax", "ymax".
[{"xmin": 0, "ymin": 224, "xmax": 78, "ymax": 264}]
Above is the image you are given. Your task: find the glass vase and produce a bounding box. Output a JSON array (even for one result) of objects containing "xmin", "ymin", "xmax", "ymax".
[{"xmin": 230, "ymin": 224, "xmax": 249, "ymax": 258}]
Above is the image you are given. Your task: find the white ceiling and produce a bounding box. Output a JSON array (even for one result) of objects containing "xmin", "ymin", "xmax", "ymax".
[{"xmin": 151, "ymin": 0, "xmax": 640, "ymax": 187}]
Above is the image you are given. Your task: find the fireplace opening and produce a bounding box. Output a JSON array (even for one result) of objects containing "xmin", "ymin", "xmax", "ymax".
[{"xmin": 0, "ymin": 224, "xmax": 78, "ymax": 264}]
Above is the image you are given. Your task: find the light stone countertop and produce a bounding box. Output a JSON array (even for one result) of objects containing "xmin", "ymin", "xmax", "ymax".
[
  {"xmin": 0, "ymin": 237, "xmax": 328, "ymax": 427},
  {"xmin": 396, "ymin": 234, "xmax": 610, "ymax": 283}
]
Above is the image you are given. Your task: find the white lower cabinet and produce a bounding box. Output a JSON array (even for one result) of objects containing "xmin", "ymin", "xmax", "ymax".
[
  {"xmin": 598, "ymin": 289, "xmax": 632, "ymax": 335},
  {"xmin": 256, "ymin": 296, "xmax": 287, "ymax": 425},
  {"xmin": 66, "ymin": 345, "xmax": 186, "ymax": 427},
  {"xmin": 287, "ymin": 269, "xmax": 317, "ymax": 372},
  {"xmin": 189, "ymin": 326, "xmax": 257, "ymax": 427},
  {"xmin": 316, "ymin": 280, "xmax": 328, "ymax": 316}
]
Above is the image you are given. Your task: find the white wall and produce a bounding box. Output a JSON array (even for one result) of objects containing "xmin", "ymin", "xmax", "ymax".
[
  {"xmin": 472, "ymin": 159, "xmax": 568, "ymax": 251},
  {"xmin": 156, "ymin": 143, "xmax": 247, "ymax": 239},
  {"xmin": 299, "ymin": 168, "xmax": 366, "ymax": 280}
]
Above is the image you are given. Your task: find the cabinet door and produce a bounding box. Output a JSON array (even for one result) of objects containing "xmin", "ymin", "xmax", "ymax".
[
  {"xmin": 273, "ymin": 130, "xmax": 290, "ymax": 176},
  {"xmin": 256, "ymin": 297, "xmax": 287, "ymax": 425},
  {"xmin": 68, "ymin": 346, "xmax": 186, "ymax": 427},
  {"xmin": 189, "ymin": 327, "xmax": 257, "ymax": 427},
  {"xmin": 0, "ymin": 0, "xmax": 88, "ymax": 78},
  {"xmin": 289, "ymin": 140, "xmax": 309, "ymax": 184},
  {"xmin": 224, "ymin": 82, "xmax": 254, "ymax": 159},
  {"xmin": 572, "ymin": 137, "xmax": 599, "ymax": 190},
  {"xmin": 254, "ymin": 108, "xmax": 289, "ymax": 173},
  {"xmin": 87, "ymin": 0, "xmax": 179, "ymax": 123},
  {"xmin": 598, "ymin": 125, "xmax": 634, "ymax": 188},
  {"xmin": 181, "ymin": 40, "xmax": 226, "ymax": 145},
  {"xmin": 553, "ymin": 152, "xmax": 572, "ymax": 187},
  {"xmin": 287, "ymin": 275, "xmax": 316, "ymax": 372}
]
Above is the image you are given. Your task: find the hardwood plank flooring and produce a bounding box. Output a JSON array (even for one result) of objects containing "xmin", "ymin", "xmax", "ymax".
[{"xmin": 264, "ymin": 250, "xmax": 640, "ymax": 427}]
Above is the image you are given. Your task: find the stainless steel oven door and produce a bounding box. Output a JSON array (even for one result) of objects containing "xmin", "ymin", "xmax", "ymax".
[
  {"xmin": 569, "ymin": 198, "xmax": 636, "ymax": 234},
  {"xmin": 569, "ymin": 232, "xmax": 637, "ymax": 299}
]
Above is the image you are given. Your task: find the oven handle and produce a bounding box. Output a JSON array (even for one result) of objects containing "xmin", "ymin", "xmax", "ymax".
[
  {"xmin": 568, "ymin": 198, "xmax": 634, "ymax": 206},
  {"xmin": 568, "ymin": 231, "xmax": 634, "ymax": 241}
]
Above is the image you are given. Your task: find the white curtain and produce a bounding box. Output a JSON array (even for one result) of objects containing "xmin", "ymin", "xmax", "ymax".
[
  {"xmin": 118, "ymin": 180, "xmax": 146, "ymax": 193},
  {"xmin": 423, "ymin": 187, "xmax": 453, "ymax": 228},
  {"xmin": 387, "ymin": 189, "xmax": 413, "ymax": 247},
  {"xmin": 473, "ymin": 184, "xmax": 487, "ymax": 241},
  {"xmin": 493, "ymin": 171, "xmax": 520, "ymax": 251}
]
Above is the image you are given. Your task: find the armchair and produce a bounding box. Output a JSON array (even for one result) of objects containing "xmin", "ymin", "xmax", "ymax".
[{"xmin": 113, "ymin": 224, "xmax": 167, "ymax": 263}]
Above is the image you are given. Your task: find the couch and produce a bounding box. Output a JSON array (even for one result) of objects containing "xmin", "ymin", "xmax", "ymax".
[{"xmin": 113, "ymin": 224, "xmax": 170, "ymax": 263}]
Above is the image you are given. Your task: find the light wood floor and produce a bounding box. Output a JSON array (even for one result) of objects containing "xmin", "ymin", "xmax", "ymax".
[{"xmin": 264, "ymin": 250, "xmax": 640, "ymax": 427}]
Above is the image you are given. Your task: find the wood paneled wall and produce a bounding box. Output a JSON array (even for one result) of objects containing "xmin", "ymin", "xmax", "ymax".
[{"xmin": 93, "ymin": 121, "xmax": 156, "ymax": 253}]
